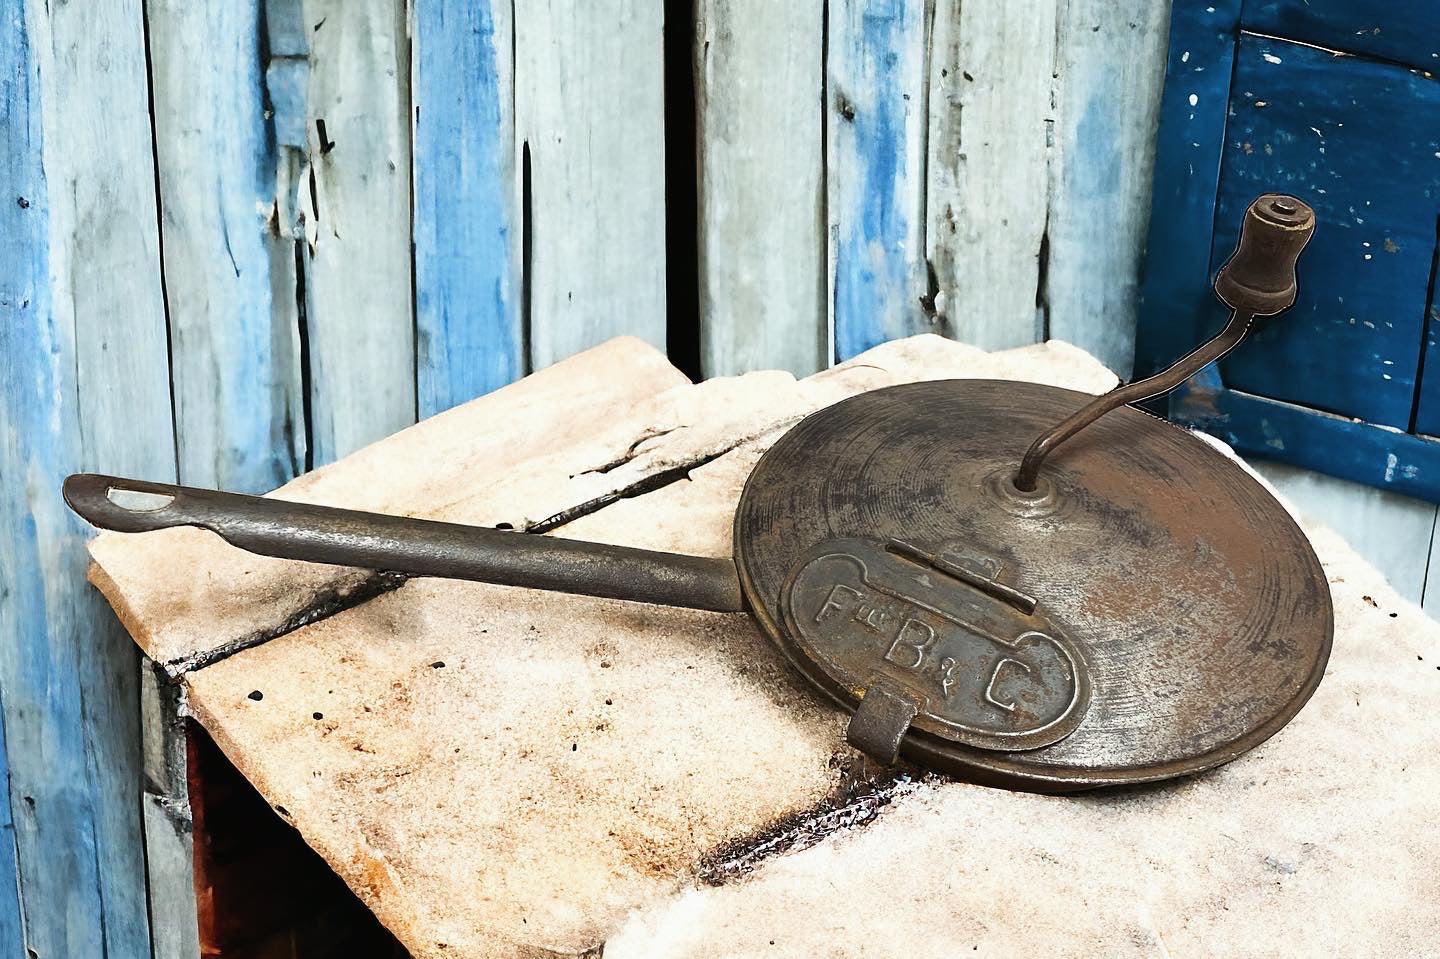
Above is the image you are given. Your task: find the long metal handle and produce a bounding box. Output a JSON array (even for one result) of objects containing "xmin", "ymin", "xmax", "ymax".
[
  {"xmin": 1014, "ymin": 193, "xmax": 1316, "ymax": 491},
  {"xmin": 63, "ymin": 473, "xmax": 746, "ymax": 613}
]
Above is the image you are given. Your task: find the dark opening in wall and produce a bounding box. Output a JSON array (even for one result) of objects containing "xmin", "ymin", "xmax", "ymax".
[
  {"xmin": 663, "ymin": 0, "xmax": 702, "ymax": 382},
  {"xmin": 187, "ymin": 723, "xmax": 407, "ymax": 958}
]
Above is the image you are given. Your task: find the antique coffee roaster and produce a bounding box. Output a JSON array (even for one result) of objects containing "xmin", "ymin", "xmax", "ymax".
[{"xmin": 66, "ymin": 194, "xmax": 1331, "ymax": 792}]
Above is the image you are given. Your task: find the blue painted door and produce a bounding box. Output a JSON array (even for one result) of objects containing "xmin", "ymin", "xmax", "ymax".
[{"xmin": 1138, "ymin": 1, "xmax": 1440, "ymax": 499}]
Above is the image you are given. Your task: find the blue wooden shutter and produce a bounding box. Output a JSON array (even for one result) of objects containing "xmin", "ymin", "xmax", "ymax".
[{"xmin": 1137, "ymin": 1, "xmax": 1440, "ymax": 500}]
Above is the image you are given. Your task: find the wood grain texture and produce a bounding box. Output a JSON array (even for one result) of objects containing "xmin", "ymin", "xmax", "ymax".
[
  {"xmin": 515, "ymin": 0, "xmax": 668, "ymax": 370},
  {"xmin": 142, "ymin": 793, "xmax": 202, "ymax": 959},
  {"xmin": 1213, "ymin": 34, "xmax": 1440, "ymax": 430},
  {"xmin": 925, "ymin": 0, "xmax": 1056, "ymax": 350},
  {"xmin": 1172, "ymin": 368, "xmax": 1440, "ymax": 504},
  {"xmin": 139, "ymin": 663, "xmax": 199, "ymax": 959},
  {"xmin": 412, "ymin": 0, "xmax": 522, "ymax": 416},
  {"xmin": 0, "ymin": 55, "xmax": 40, "ymax": 959},
  {"xmin": 824, "ymin": 0, "xmax": 1170, "ymax": 373},
  {"xmin": 695, "ymin": 0, "xmax": 825, "ymax": 376},
  {"xmin": 0, "ymin": 1, "xmax": 172, "ymax": 954},
  {"xmin": 300, "ymin": 0, "xmax": 417, "ymax": 465},
  {"xmin": 1045, "ymin": 0, "xmax": 1171, "ymax": 375},
  {"xmin": 148, "ymin": 0, "xmax": 304, "ymax": 492},
  {"xmin": 1412, "ymin": 229, "xmax": 1440, "ymax": 436},
  {"xmin": 1243, "ymin": 0, "xmax": 1440, "ymax": 72},
  {"xmin": 1142, "ymin": 5, "xmax": 1440, "ymax": 504},
  {"xmin": 828, "ymin": 0, "xmax": 931, "ymax": 362}
]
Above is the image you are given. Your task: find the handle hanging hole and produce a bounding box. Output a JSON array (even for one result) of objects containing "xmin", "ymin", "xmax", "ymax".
[{"xmin": 105, "ymin": 487, "xmax": 175, "ymax": 512}]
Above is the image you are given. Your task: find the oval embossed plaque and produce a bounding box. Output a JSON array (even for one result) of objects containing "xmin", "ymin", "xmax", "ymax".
[{"xmin": 780, "ymin": 537, "xmax": 1091, "ymax": 754}]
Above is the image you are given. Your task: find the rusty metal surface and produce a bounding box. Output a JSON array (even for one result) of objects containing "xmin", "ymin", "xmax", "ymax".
[
  {"xmin": 781, "ymin": 537, "xmax": 1090, "ymax": 756},
  {"xmin": 62, "ymin": 473, "xmax": 746, "ymax": 613},
  {"xmin": 735, "ymin": 378, "xmax": 1333, "ymax": 791}
]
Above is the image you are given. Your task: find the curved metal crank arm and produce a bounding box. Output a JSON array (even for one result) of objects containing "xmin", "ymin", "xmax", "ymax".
[
  {"xmin": 63, "ymin": 473, "xmax": 746, "ymax": 613},
  {"xmin": 1014, "ymin": 193, "xmax": 1317, "ymax": 492}
]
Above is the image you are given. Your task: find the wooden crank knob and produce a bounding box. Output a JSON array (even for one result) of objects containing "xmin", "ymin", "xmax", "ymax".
[{"xmin": 1212, "ymin": 193, "xmax": 1316, "ymax": 316}]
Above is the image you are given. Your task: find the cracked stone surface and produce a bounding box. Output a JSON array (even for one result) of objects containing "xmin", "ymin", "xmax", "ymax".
[{"xmin": 86, "ymin": 336, "xmax": 1436, "ymax": 957}]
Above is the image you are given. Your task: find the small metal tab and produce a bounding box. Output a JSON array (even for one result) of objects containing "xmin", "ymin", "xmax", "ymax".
[{"xmin": 847, "ymin": 679, "xmax": 920, "ymax": 765}]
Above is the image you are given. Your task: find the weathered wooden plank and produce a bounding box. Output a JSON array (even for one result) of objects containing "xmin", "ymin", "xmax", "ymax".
[
  {"xmin": 142, "ymin": 792, "xmax": 202, "ymax": 959},
  {"xmin": 1134, "ymin": 0, "xmax": 1242, "ymax": 377},
  {"xmin": 1213, "ymin": 34, "xmax": 1440, "ymax": 430},
  {"xmin": 695, "ymin": 0, "xmax": 825, "ymax": 376},
  {"xmin": 412, "ymin": 0, "xmax": 522, "ymax": 416},
  {"xmin": 828, "ymin": 0, "xmax": 930, "ymax": 362},
  {"xmin": 138, "ymin": 661, "xmax": 200, "ymax": 959},
  {"xmin": 147, "ymin": 0, "xmax": 304, "ymax": 493},
  {"xmin": 1045, "ymin": 0, "xmax": 1171, "ymax": 376},
  {"xmin": 1251, "ymin": 461, "xmax": 1437, "ymax": 604},
  {"xmin": 0, "ymin": 716, "xmax": 18, "ymax": 953},
  {"xmin": 1173, "ymin": 367, "xmax": 1440, "ymax": 503},
  {"xmin": 514, "ymin": 0, "xmax": 668, "ymax": 370},
  {"xmin": 143, "ymin": 8, "xmax": 309, "ymax": 947},
  {"xmin": 0, "ymin": 17, "xmax": 37, "ymax": 949},
  {"xmin": 300, "ymin": 0, "xmax": 417, "ymax": 465},
  {"xmin": 1243, "ymin": 0, "xmax": 1440, "ymax": 73},
  {"xmin": 924, "ymin": 0, "xmax": 1057, "ymax": 350},
  {"xmin": 0, "ymin": 1, "xmax": 171, "ymax": 954}
]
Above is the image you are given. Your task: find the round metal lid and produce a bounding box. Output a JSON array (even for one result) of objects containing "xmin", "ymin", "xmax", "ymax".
[{"xmin": 734, "ymin": 379, "xmax": 1333, "ymax": 791}]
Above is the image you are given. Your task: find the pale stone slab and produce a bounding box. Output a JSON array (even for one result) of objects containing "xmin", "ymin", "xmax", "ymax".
[{"xmin": 168, "ymin": 336, "xmax": 1117, "ymax": 958}]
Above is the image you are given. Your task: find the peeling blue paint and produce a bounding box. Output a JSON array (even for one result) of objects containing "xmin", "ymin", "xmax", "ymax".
[
  {"xmin": 1139, "ymin": 0, "xmax": 1440, "ymax": 502},
  {"xmin": 831, "ymin": 0, "xmax": 925, "ymax": 361}
]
